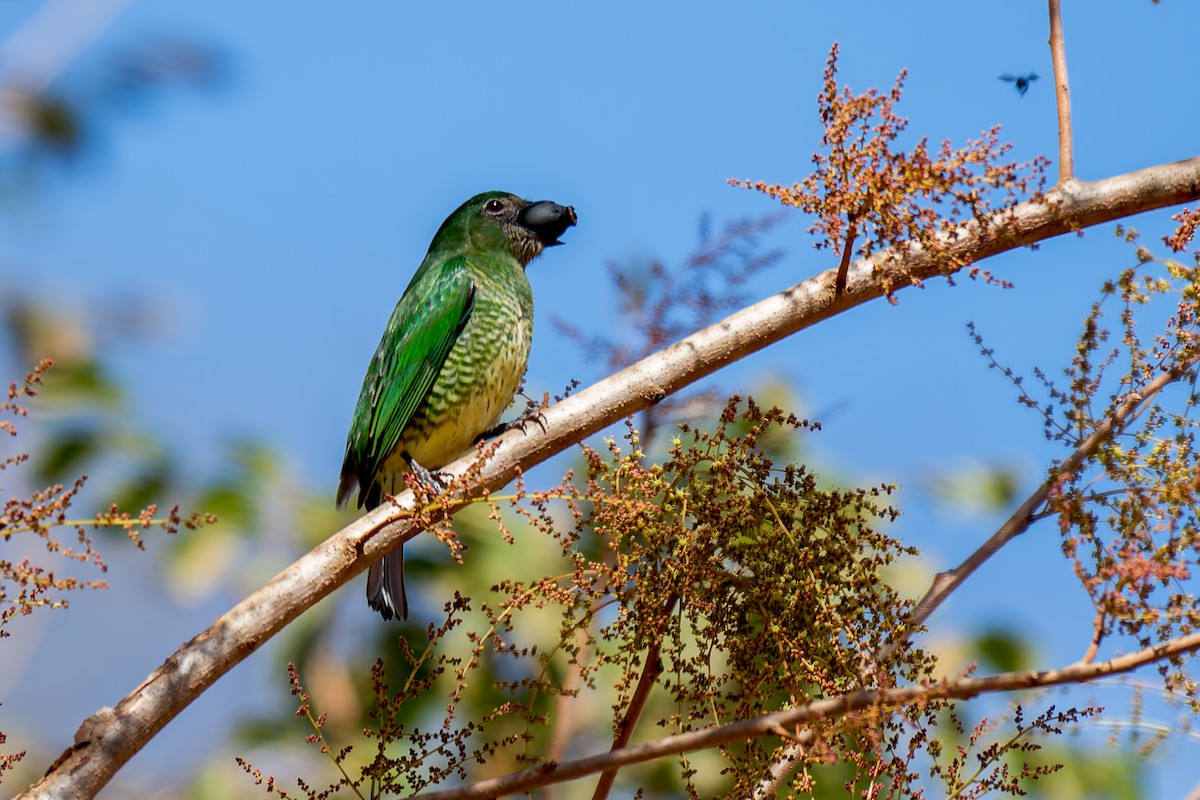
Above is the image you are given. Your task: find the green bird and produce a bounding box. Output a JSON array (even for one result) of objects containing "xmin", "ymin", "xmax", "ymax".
[{"xmin": 337, "ymin": 191, "xmax": 577, "ymax": 620}]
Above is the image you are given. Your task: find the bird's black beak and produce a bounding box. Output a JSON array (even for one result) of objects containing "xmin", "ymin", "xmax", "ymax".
[{"xmin": 518, "ymin": 200, "xmax": 577, "ymax": 246}]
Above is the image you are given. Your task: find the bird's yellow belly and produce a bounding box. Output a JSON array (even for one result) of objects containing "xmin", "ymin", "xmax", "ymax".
[{"xmin": 402, "ymin": 372, "xmax": 521, "ymax": 468}]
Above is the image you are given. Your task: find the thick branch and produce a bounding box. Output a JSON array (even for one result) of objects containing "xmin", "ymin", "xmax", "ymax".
[
  {"xmin": 415, "ymin": 631, "xmax": 1200, "ymax": 799},
  {"xmin": 17, "ymin": 158, "xmax": 1200, "ymax": 800}
]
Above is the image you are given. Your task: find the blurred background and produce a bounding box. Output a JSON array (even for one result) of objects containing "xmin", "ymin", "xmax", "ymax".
[{"xmin": 0, "ymin": 1, "xmax": 1196, "ymax": 797}]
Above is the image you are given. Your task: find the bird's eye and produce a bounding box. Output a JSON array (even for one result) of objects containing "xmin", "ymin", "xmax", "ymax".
[{"xmin": 484, "ymin": 199, "xmax": 505, "ymax": 214}]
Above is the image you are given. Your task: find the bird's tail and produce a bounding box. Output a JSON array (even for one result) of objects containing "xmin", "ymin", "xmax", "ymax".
[{"xmin": 366, "ymin": 547, "xmax": 408, "ymax": 620}]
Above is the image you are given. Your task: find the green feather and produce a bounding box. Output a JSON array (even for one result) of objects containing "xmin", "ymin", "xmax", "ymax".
[{"xmin": 340, "ymin": 257, "xmax": 475, "ymax": 506}]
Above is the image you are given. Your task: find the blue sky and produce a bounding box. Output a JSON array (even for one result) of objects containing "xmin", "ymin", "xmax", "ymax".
[{"xmin": 0, "ymin": 0, "xmax": 1197, "ymax": 795}]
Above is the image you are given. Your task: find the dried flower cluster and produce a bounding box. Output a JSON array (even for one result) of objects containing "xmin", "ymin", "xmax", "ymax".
[
  {"xmin": 0, "ymin": 359, "xmax": 108, "ymax": 634},
  {"xmin": 0, "ymin": 359, "xmax": 216, "ymax": 780},
  {"xmin": 244, "ymin": 400, "xmax": 1042, "ymax": 798},
  {"xmin": 730, "ymin": 43, "xmax": 1050, "ymax": 296},
  {"xmin": 974, "ymin": 227, "xmax": 1200, "ymax": 719},
  {"xmin": 926, "ymin": 705, "xmax": 1101, "ymax": 798},
  {"xmin": 566, "ymin": 400, "xmax": 924, "ymax": 796},
  {"xmin": 1165, "ymin": 207, "xmax": 1200, "ymax": 254},
  {"xmin": 1046, "ymin": 233, "xmax": 1200, "ymax": 694}
]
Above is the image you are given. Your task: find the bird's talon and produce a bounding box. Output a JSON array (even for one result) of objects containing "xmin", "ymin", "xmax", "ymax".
[
  {"xmin": 404, "ymin": 456, "xmax": 450, "ymax": 493},
  {"xmin": 477, "ymin": 399, "xmax": 548, "ymax": 442}
]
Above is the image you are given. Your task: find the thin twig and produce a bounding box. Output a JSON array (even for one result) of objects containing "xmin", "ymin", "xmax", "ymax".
[
  {"xmin": 415, "ymin": 629, "xmax": 1200, "ymax": 799},
  {"xmin": 1081, "ymin": 609, "xmax": 1106, "ymax": 664},
  {"xmin": 544, "ymin": 551, "xmax": 618, "ymax": 797},
  {"xmin": 1048, "ymin": 0, "xmax": 1075, "ymax": 185},
  {"xmin": 591, "ymin": 594, "xmax": 676, "ymax": 800},
  {"xmin": 900, "ymin": 351, "xmax": 1200, "ymax": 645},
  {"xmin": 835, "ymin": 223, "xmax": 857, "ymax": 296}
]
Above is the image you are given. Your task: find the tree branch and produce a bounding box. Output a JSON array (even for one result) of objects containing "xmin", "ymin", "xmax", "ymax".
[
  {"xmin": 1081, "ymin": 609, "xmax": 1106, "ymax": 665},
  {"xmin": 414, "ymin": 630, "xmax": 1200, "ymax": 799},
  {"xmin": 750, "ymin": 739, "xmax": 812, "ymax": 799},
  {"xmin": 1048, "ymin": 0, "xmax": 1075, "ymax": 185},
  {"xmin": 17, "ymin": 158, "xmax": 1200, "ymax": 800}
]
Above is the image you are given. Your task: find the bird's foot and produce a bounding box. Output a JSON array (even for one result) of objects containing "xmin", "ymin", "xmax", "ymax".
[
  {"xmin": 477, "ymin": 392, "xmax": 549, "ymax": 442},
  {"xmin": 403, "ymin": 455, "xmax": 451, "ymax": 493}
]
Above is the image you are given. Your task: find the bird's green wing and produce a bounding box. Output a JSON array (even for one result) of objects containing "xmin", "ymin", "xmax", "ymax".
[{"xmin": 339, "ymin": 257, "xmax": 475, "ymax": 506}]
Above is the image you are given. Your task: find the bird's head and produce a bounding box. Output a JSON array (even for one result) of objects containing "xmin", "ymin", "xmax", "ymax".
[{"xmin": 433, "ymin": 191, "xmax": 577, "ymax": 267}]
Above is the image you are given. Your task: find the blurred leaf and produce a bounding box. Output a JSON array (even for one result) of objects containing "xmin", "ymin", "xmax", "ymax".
[
  {"xmin": 163, "ymin": 522, "xmax": 238, "ymax": 604},
  {"xmin": 230, "ymin": 439, "xmax": 277, "ymax": 481},
  {"xmin": 41, "ymin": 361, "xmax": 123, "ymax": 407},
  {"xmin": 927, "ymin": 462, "xmax": 1021, "ymax": 514},
  {"xmin": 191, "ymin": 483, "xmax": 252, "ymax": 531},
  {"xmin": 33, "ymin": 426, "xmax": 100, "ymax": 482},
  {"xmin": 107, "ymin": 455, "xmax": 174, "ymax": 514},
  {"xmin": 1021, "ymin": 740, "xmax": 1144, "ymax": 800},
  {"xmin": 298, "ymin": 493, "xmax": 352, "ymax": 548},
  {"xmin": 0, "ymin": 35, "xmax": 227, "ymax": 184},
  {"xmin": 234, "ymin": 718, "xmax": 287, "ymax": 750},
  {"xmin": 162, "ymin": 440, "xmax": 285, "ymax": 601},
  {"xmin": 24, "ymin": 96, "xmax": 83, "ymax": 156},
  {"xmin": 974, "ymin": 625, "xmax": 1035, "ymax": 673}
]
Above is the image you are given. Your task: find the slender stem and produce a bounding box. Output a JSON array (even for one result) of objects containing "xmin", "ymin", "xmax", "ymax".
[
  {"xmin": 835, "ymin": 223, "xmax": 858, "ymax": 296},
  {"xmin": 591, "ymin": 594, "xmax": 676, "ymax": 800},
  {"xmin": 416, "ymin": 629, "xmax": 1200, "ymax": 800},
  {"xmin": 544, "ymin": 563, "xmax": 615, "ymax": 799},
  {"xmin": 1081, "ymin": 610, "xmax": 1106, "ymax": 664},
  {"xmin": 900, "ymin": 351, "xmax": 1200, "ymax": 643},
  {"xmin": 1048, "ymin": 0, "xmax": 1075, "ymax": 184},
  {"xmin": 3, "ymin": 517, "xmax": 180, "ymax": 536},
  {"xmin": 945, "ymin": 721, "xmax": 1040, "ymax": 800},
  {"xmin": 544, "ymin": 626, "xmax": 591, "ymax": 772},
  {"xmin": 303, "ymin": 707, "xmax": 367, "ymax": 800}
]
